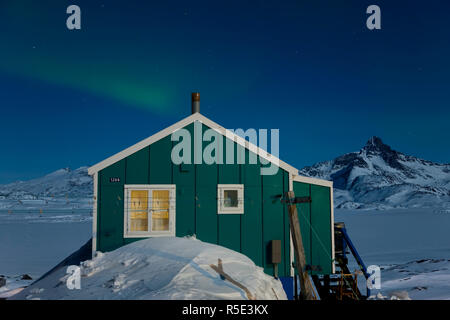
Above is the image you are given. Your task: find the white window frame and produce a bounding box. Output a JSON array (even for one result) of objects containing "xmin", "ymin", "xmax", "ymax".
[
  {"xmin": 123, "ymin": 184, "xmax": 176, "ymax": 238},
  {"xmin": 217, "ymin": 184, "xmax": 244, "ymax": 214}
]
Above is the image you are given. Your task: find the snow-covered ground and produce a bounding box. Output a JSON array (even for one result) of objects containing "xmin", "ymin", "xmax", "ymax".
[
  {"xmin": 379, "ymin": 258, "xmax": 450, "ymax": 300},
  {"xmin": 0, "ymin": 209, "xmax": 92, "ymax": 224},
  {"xmin": 9, "ymin": 237, "xmax": 287, "ymax": 300},
  {"xmin": 335, "ymin": 208, "xmax": 450, "ymax": 299},
  {"xmin": 0, "ymin": 276, "xmax": 34, "ymax": 299}
]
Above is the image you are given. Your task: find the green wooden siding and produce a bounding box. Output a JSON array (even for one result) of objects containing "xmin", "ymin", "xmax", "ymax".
[
  {"xmin": 122, "ymin": 147, "xmax": 150, "ymax": 246},
  {"xmin": 310, "ymin": 184, "xmax": 332, "ymax": 275},
  {"xmin": 293, "ymin": 181, "xmax": 312, "ymax": 271},
  {"xmin": 125, "ymin": 147, "xmax": 149, "ymax": 184},
  {"xmin": 173, "ymin": 123, "xmax": 196, "ymax": 237},
  {"xmin": 293, "ymin": 181, "xmax": 332, "ymax": 275},
  {"xmin": 96, "ymin": 120, "xmax": 333, "ymax": 277},
  {"xmin": 195, "ymin": 123, "xmax": 218, "ymax": 244},
  {"xmin": 149, "ymin": 136, "xmax": 173, "ymax": 184},
  {"xmin": 217, "ymin": 132, "xmax": 241, "ymax": 253},
  {"xmin": 98, "ymin": 159, "xmax": 126, "ymax": 252},
  {"xmin": 262, "ymin": 168, "xmax": 287, "ymax": 277},
  {"xmin": 241, "ymin": 149, "xmax": 263, "ymax": 268},
  {"xmin": 283, "ymin": 170, "xmax": 291, "ymax": 276}
]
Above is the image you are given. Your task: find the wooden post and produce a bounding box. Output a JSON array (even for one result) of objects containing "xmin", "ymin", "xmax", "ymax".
[
  {"xmin": 286, "ymin": 191, "xmax": 316, "ymax": 300},
  {"xmin": 294, "ymin": 273, "xmax": 298, "ymax": 300},
  {"xmin": 210, "ymin": 258, "xmax": 255, "ymax": 300}
]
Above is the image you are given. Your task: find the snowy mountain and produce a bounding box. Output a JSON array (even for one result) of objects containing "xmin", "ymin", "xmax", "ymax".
[
  {"xmin": 0, "ymin": 167, "xmax": 92, "ymax": 211},
  {"xmin": 300, "ymin": 137, "xmax": 450, "ymax": 210}
]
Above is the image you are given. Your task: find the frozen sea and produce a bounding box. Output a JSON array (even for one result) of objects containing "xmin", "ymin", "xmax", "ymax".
[
  {"xmin": 335, "ymin": 207, "xmax": 450, "ymax": 299},
  {"xmin": 335, "ymin": 207, "xmax": 450, "ymax": 266},
  {"xmin": 0, "ymin": 210, "xmax": 91, "ymax": 278}
]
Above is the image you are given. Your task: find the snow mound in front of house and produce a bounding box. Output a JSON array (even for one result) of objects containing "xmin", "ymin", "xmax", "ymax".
[{"xmin": 11, "ymin": 237, "xmax": 287, "ymax": 300}]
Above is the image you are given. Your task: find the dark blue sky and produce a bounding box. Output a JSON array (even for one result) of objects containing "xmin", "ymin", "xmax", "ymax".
[{"xmin": 0, "ymin": 0, "xmax": 449, "ymax": 183}]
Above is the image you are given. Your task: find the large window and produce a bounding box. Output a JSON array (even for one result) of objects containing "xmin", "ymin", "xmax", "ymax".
[
  {"xmin": 217, "ymin": 184, "xmax": 244, "ymax": 214},
  {"xmin": 124, "ymin": 185, "xmax": 176, "ymax": 237}
]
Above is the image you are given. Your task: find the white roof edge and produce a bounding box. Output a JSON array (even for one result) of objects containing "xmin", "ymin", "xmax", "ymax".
[
  {"xmin": 88, "ymin": 113, "xmax": 200, "ymax": 175},
  {"xmin": 198, "ymin": 114, "xmax": 299, "ymax": 175},
  {"xmin": 88, "ymin": 113, "xmax": 300, "ymax": 176},
  {"xmin": 292, "ymin": 174, "xmax": 333, "ymax": 188}
]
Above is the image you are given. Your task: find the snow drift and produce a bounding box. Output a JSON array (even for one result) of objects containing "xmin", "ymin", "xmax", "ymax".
[{"xmin": 10, "ymin": 237, "xmax": 286, "ymax": 300}]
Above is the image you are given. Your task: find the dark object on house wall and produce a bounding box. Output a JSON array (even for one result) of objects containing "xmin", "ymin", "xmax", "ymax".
[{"xmin": 271, "ymin": 240, "xmax": 282, "ymax": 264}]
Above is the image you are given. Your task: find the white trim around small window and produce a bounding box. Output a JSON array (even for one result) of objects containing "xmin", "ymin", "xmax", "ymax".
[
  {"xmin": 123, "ymin": 184, "xmax": 176, "ymax": 238},
  {"xmin": 217, "ymin": 184, "xmax": 244, "ymax": 214}
]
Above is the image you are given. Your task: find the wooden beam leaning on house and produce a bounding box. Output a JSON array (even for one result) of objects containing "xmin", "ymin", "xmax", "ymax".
[{"xmin": 285, "ymin": 191, "xmax": 317, "ymax": 300}]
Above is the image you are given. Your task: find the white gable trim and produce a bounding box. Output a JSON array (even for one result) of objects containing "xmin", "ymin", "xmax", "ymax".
[
  {"xmin": 88, "ymin": 113, "xmax": 199, "ymax": 175},
  {"xmin": 292, "ymin": 174, "xmax": 333, "ymax": 188},
  {"xmin": 92, "ymin": 172, "xmax": 98, "ymax": 256},
  {"xmin": 88, "ymin": 113, "xmax": 302, "ymax": 176},
  {"xmin": 87, "ymin": 112, "xmax": 334, "ymax": 190},
  {"xmin": 199, "ymin": 114, "xmax": 299, "ymax": 175},
  {"xmin": 330, "ymin": 186, "xmax": 336, "ymax": 273}
]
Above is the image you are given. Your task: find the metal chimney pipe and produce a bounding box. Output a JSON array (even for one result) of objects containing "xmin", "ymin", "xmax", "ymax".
[{"xmin": 191, "ymin": 92, "xmax": 200, "ymax": 114}]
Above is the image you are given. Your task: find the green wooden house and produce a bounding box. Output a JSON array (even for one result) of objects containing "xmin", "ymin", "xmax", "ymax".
[{"xmin": 87, "ymin": 95, "xmax": 335, "ymax": 281}]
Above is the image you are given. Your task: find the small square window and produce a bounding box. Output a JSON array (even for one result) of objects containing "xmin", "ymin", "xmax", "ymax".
[{"xmin": 218, "ymin": 184, "xmax": 244, "ymax": 214}]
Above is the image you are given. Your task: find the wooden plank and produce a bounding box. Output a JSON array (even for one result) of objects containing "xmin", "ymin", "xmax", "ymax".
[
  {"xmin": 286, "ymin": 190, "xmax": 316, "ymax": 300},
  {"xmin": 210, "ymin": 258, "xmax": 255, "ymax": 300}
]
